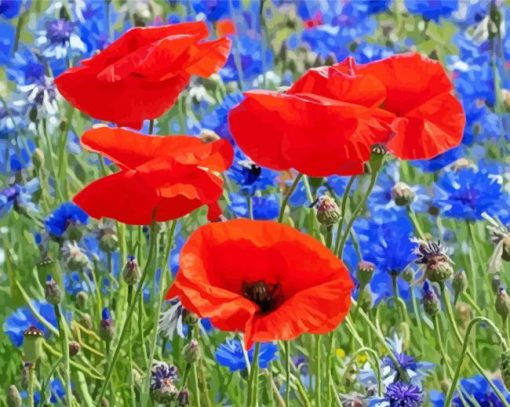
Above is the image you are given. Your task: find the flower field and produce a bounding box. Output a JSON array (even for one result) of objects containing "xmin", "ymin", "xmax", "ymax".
[{"xmin": 1, "ymin": 0, "xmax": 510, "ymax": 406}]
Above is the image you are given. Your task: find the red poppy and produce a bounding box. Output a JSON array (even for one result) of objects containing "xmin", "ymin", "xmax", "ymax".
[
  {"xmin": 355, "ymin": 52, "xmax": 465, "ymax": 160},
  {"xmin": 73, "ymin": 127, "xmax": 233, "ymax": 225},
  {"xmin": 56, "ymin": 22, "xmax": 231, "ymax": 129},
  {"xmin": 228, "ymin": 52, "xmax": 464, "ymax": 177},
  {"xmin": 167, "ymin": 219, "xmax": 354, "ymax": 348},
  {"xmin": 216, "ymin": 19, "xmax": 236, "ymax": 37}
]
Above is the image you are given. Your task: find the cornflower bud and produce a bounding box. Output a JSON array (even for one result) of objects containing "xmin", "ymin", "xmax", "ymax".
[
  {"xmin": 452, "ymin": 270, "xmax": 468, "ymax": 302},
  {"xmin": 79, "ymin": 313, "xmax": 93, "ymax": 330},
  {"xmin": 45, "ymin": 275, "xmax": 62, "ymax": 305},
  {"xmin": 69, "ymin": 341, "xmax": 81, "ymax": 357},
  {"xmin": 99, "ymin": 228, "xmax": 118, "ymax": 253},
  {"xmin": 99, "ymin": 308, "xmax": 114, "ymax": 343},
  {"xmin": 401, "ymin": 267, "xmax": 415, "ymax": 283},
  {"xmin": 150, "ymin": 361, "xmax": 179, "ymax": 404},
  {"xmin": 182, "ymin": 339, "xmax": 201, "ymax": 363},
  {"xmin": 414, "ymin": 240, "xmax": 453, "ymax": 283},
  {"xmin": 315, "ymin": 195, "xmax": 341, "ymax": 227},
  {"xmin": 123, "ymin": 256, "xmax": 141, "ymax": 285},
  {"xmin": 391, "ymin": 182, "xmax": 415, "ymax": 207},
  {"xmin": 76, "ymin": 291, "xmax": 89, "ymax": 310},
  {"xmin": 422, "ymin": 282, "xmax": 440, "ymax": 318},
  {"xmin": 496, "ymin": 287, "xmax": 510, "ymax": 321},
  {"xmin": 356, "ymin": 261, "xmax": 375, "ymax": 288},
  {"xmin": 62, "ymin": 242, "xmax": 89, "ymax": 271},
  {"xmin": 177, "ymin": 389, "xmax": 191, "ymax": 406},
  {"xmin": 7, "ymin": 385, "xmax": 22, "ymax": 407}
]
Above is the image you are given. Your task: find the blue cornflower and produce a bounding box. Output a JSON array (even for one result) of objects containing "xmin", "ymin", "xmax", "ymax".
[
  {"xmin": 7, "ymin": 47, "xmax": 46, "ymax": 85},
  {"xmin": 36, "ymin": 18, "xmax": 86, "ymax": 60},
  {"xmin": 75, "ymin": 1, "xmax": 111, "ymax": 56},
  {"xmin": 45, "ymin": 202, "xmax": 89, "ymax": 238},
  {"xmin": 411, "ymin": 145, "xmax": 464, "ymax": 173},
  {"xmin": 64, "ymin": 271, "xmax": 91, "ymax": 296},
  {"xmin": 228, "ymin": 150, "xmax": 278, "ymax": 195},
  {"xmin": 0, "ymin": 178, "xmax": 39, "ymax": 218},
  {"xmin": 433, "ymin": 166, "xmax": 503, "ymax": 221},
  {"xmin": 202, "ymin": 93, "xmax": 243, "ymax": 142},
  {"xmin": 430, "ymin": 374, "xmax": 510, "ymax": 406},
  {"xmin": 20, "ymin": 378, "xmax": 65, "ymax": 405},
  {"xmin": 352, "ymin": 0, "xmax": 392, "ymax": 15},
  {"xmin": 0, "ymin": 22, "xmax": 15, "ymax": 64},
  {"xmin": 4, "ymin": 301, "xmax": 59, "ymax": 347},
  {"xmin": 215, "ymin": 339, "xmax": 278, "ymax": 372},
  {"xmin": 0, "ymin": 0, "xmax": 22, "ymax": 19},
  {"xmin": 191, "ymin": 0, "xmax": 239, "ymax": 21},
  {"xmin": 405, "ymin": 0, "xmax": 458, "ymax": 22},
  {"xmin": 18, "ymin": 75, "xmax": 59, "ymax": 118},
  {"xmin": 229, "ymin": 192, "xmax": 279, "ymax": 220},
  {"xmin": 289, "ymin": 176, "xmax": 349, "ymax": 207},
  {"xmin": 381, "ymin": 381, "xmax": 422, "ymax": 407}
]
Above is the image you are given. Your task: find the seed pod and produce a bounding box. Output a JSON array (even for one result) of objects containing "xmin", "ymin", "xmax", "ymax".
[
  {"xmin": 45, "ymin": 275, "xmax": 62, "ymax": 305},
  {"xmin": 391, "ymin": 182, "xmax": 415, "ymax": 207},
  {"xmin": 315, "ymin": 195, "xmax": 341, "ymax": 227},
  {"xmin": 356, "ymin": 261, "xmax": 375, "ymax": 288},
  {"xmin": 23, "ymin": 326, "xmax": 44, "ymax": 363}
]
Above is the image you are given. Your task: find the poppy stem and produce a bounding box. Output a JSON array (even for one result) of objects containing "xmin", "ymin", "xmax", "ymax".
[
  {"xmin": 278, "ymin": 173, "xmax": 303, "ymax": 223},
  {"xmin": 54, "ymin": 305, "xmax": 73, "ymax": 407},
  {"xmin": 333, "ymin": 175, "xmax": 356, "ymax": 255},
  {"xmin": 445, "ymin": 316, "xmax": 508, "ymax": 406},
  {"xmin": 440, "ymin": 283, "xmax": 510, "ymax": 406},
  {"xmin": 28, "ymin": 362, "xmax": 36, "ymax": 407},
  {"xmin": 97, "ymin": 219, "xmax": 158, "ymax": 403},
  {"xmin": 247, "ymin": 342, "xmax": 261, "ymax": 407},
  {"xmin": 314, "ymin": 335, "xmax": 322, "ymax": 407},
  {"xmin": 284, "ymin": 341, "xmax": 290, "ymax": 405}
]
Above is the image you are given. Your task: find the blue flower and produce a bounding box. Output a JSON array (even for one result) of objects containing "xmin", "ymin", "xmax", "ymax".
[
  {"xmin": 20, "ymin": 378, "xmax": 65, "ymax": 405},
  {"xmin": 289, "ymin": 176, "xmax": 349, "ymax": 207},
  {"xmin": 433, "ymin": 166, "xmax": 503, "ymax": 221},
  {"xmin": 228, "ymin": 150, "xmax": 278, "ymax": 195},
  {"xmin": 0, "ymin": 22, "xmax": 15, "ymax": 65},
  {"xmin": 378, "ymin": 381, "xmax": 422, "ymax": 407},
  {"xmin": 7, "ymin": 47, "xmax": 46, "ymax": 85},
  {"xmin": 64, "ymin": 271, "xmax": 91, "ymax": 296},
  {"xmin": 404, "ymin": 0, "xmax": 458, "ymax": 22},
  {"xmin": 430, "ymin": 374, "xmax": 510, "ymax": 406},
  {"xmin": 352, "ymin": 0, "xmax": 392, "ymax": 15},
  {"xmin": 0, "ymin": 0, "xmax": 22, "ymax": 19},
  {"xmin": 191, "ymin": 0, "xmax": 239, "ymax": 21},
  {"xmin": 411, "ymin": 145, "xmax": 464, "ymax": 173},
  {"xmin": 202, "ymin": 92, "xmax": 243, "ymax": 143},
  {"xmin": 4, "ymin": 301, "xmax": 59, "ymax": 347},
  {"xmin": 35, "ymin": 18, "xmax": 86, "ymax": 60},
  {"xmin": 215, "ymin": 339, "xmax": 278, "ymax": 372},
  {"xmin": 45, "ymin": 202, "xmax": 89, "ymax": 238},
  {"xmin": 229, "ymin": 192, "xmax": 279, "ymax": 220},
  {"xmin": 0, "ymin": 178, "xmax": 39, "ymax": 218}
]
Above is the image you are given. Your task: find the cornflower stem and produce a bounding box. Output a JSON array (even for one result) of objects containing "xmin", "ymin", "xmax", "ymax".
[
  {"xmin": 56, "ymin": 104, "xmax": 75, "ymax": 200},
  {"xmin": 407, "ymin": 206, "xmax": 425, "ymax": 239},
  {"xmin": 333, "ymin": 175, "xmax": 356, "ymax": 254},
  {"xmin": 445, "ymin": 316, "xmax": 509, "ymax": 406},
  {"xmin": 126, "ymin": 286, "xmax": 135, "ymax": 407},
  {"xmin": 432, "ymin": 315, "xmax": 453, "ymax": 377},
  {"xmin": 247, "ymin": 342, "xmax": 261, "ymax": 407},
  {"xmin": 55, "ymin": 305, "xmax": 72, "ymax": 407},
  {"xmin": 97, "ymin": 220, "xmax": 158, "ymax": 402},
  {"xmin": 337, "ymin": 167, "xmax": 380, "ymax": 258},
  {"xmin": 439, "ymin": 283, "xmax": 509, "ymax": 405},
  {"xmin": 192, "ymin": 363, "xmax": 202, "ymax": 407},
  {"xmin": 391, "ymin": 274, "xmax": 406, "ymax": 321},
  {"xmin": 278, "ymin": 173, "xmax": 303, "ymax": 223},
  {"xmin": 284, "ymin": 341, "xmax": 291, "ymax": 406},
  {"xmin": 314, "ymin": 335, "xmax": 322, "ymax": 407}
]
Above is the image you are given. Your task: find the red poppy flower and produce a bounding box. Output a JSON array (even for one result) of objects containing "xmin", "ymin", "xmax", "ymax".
[
  {"xmin": 56, "ymin": 22, "xmax": 231, "ymax": 129},
  {"xmin": 355, "ymin": 52, "xmax": 465, "ymax": 160},
  {"xmin": 229, "ymin": 52, "xmax": 464, "ymax": 177},
  {"xmin": 73, "ymin": 127, "xmax": 233, "ymax": 225},
  {"xmin": 167, "ymin": 219, "xmax": 354, "ymax": 348}
]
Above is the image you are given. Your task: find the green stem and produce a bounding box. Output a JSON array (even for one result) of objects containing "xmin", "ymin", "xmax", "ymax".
[
  {"xmin": 97, "ymin": 220, "xmax": 158, "ymax": 402},
  {"xmin": 433, "ymin": 316, "xmax": 453, "ymax": 377},
  {"xmin": 55, "ymin": 306, "xmax": 72, "ymax": 407},
  {"xmin": 326, "ymin": 333, "xmax": 334, "ymax": 406},
  {"xmin": 315, "ymin": 335, "xmax": 322, "ymax": 407},
  {"xmin": 407, "ymin": 206, "xmax": 425, "ymax": 239},
  {"xmin": 440, "ymin": 283, "xmax": 509, "ymax": 405},
  {"xmin": 28, "ymin": 363, "xmax": 36, "ymax": 407},
  {"xmin": 278, "ymin": 174, "xmax": 303, "ymax": 223},
  {"xmin": 333, "ymin": 175, "xmax": 356, "ymax": 255},
  {"xmin": 247, "ymin": 343, "xmax": 261, "ymax": 407},
  {"xmin": 284, "ymin": 341, "xmax": 291, "ymax": 406},
  {"xmin": 445, "ymin": 316, "xmax": 508, "ymax": 406},
  {"xmin": 337, "ymin": 169, "xmax": 380, "ymax": 257}
]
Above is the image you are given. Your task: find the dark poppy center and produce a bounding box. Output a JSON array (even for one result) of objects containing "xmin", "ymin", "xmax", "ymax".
[{"xmin": 242, "ymin": 280, "xmax": 280, "ymax": 313}]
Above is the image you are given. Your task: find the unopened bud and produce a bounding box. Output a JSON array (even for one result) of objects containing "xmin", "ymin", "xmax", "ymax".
[
  {"xmin": 99, "ymin": 308, "xmax": 114, "ymax": 343},
  {"xmin": 45, "ymin": 275, "xmax": 62, "ymax": 305},
  {"xmin": 391, "ymin": 182, "xmax": 415, "ymax": 206},
  {"xmin": 502, "ymin": 236, "xmax": 510, "ymax": 262},
  {"xmin": 426, "ymin": 260, "xmax": 453, "ymax": 283},
  {"xmin": 23, "ymin": 326, "xmax": 44, "ymax": 363},
  {"xmin": 401, "ymin": 267, "xmax": 415, "ymax": 283},
  {"xmin": 99, "ymin": 229, "xmax": 118, "ymax": 253},
  {"xmin": 455, "ymin": 302, "xmax": 472, "ymax": 328},
  {"xmin": 315, "ymin": 195, "xmax": 341, "ymax": 227},
  {"xmin": 79, "ymin": 313, "xmax": 93, "ymax": 330},
  {"xmin": 200, "ymin": 129, "xmax": 220, "ymax": 143},
  {"xmin": 123, "ymin": 256, "xmax": 141, "ymax": 285},
  {"xmin": 356, "ymin": 261, "xmax": 375, "ymax": 288},
  {"xmin": 76, "ymin": 291, "xmax": 89, "ymax": 310},
  {"xmin": 183, "ymin": 310, "xmax": 199, "ymax": 326},
  {"xmin": 493, "ymin": 274, "xmax": 502, "ymax": 293},
  {"xmin": 7, "ymin": 385, "xmax": 22, "ymax": 407},
  {"xmin": 452, "ymin": 270, "xmax": 468, "ymax": 301},
  {"xmin": 423, "ymin": 282, "xmax": 440, "ymax": 318},
  {"xmin": 63, "ymin": 242, "xmax": 89, "ymax": 271},
  {"xmin": 177, "ymin": 389, "xmax": 191, "ymax": 406},
  {"xmin": 496, "ymin": 288, "xmax": 510, "ymax": 321},
  {"xmin": 69, "ymin": 341, "xmax": 80, "ymax": 357},
  {"xmin": 182, "ymin": 339, "xmax": 201, "ymax": 363}
]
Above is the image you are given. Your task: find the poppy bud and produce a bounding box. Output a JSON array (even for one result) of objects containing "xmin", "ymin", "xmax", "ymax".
[
  {"xmin": 76, "ymin": 291, "xmax": 89, "ymax": 310},
  {"xmin": 23, "ymin": 326, "xmax": 44, "ymax": 363},
  {"xmin": 69, "ymin": 341, "xmax": 81, "ymax": 357},
  {"xmin": 401, "ymin": 267, "xmax": 415, "ymax": 283},
  {"xmin": 496, "ymin": 288, "xmax": 510, "ymax": 321},
  {"xmin": 356, "ymin": 261, "xmax": 375, "ymax": 288},
  {"xmin": 123, "ymin": 256, "xmax": 141, "ymax": 285},
  {"xmin": 391, "ymin": 182, "xmax": 415, "ymax": 207},
  {"xmin": 502, "ymin": 236, "xmax": 510, "ymax": 262},
  {"xmin": 423, "ymin": 282, "xmax": 440, "ymax": 318},
  {"xmin": 177, "ymin": 389, "xmax": 190, "ymax": 406},
  {"xmin": 501, "ymin": 348, "xmax": 510, "ymax": 390},
  {"xmin": 45, "ymin": 275, "xmax": 62, "ymax": 305},
  {"xmin": 79, "ymin": 313, "xmax": 93, "ymax": 330},
  {"xmin": 315, "ymin": 195, "xmax": 341, "ymax": 227},
  {"xmin": 493, "ymin": 274, "xmax": 502, "ymax": 293},
  {"xmin": 452, "ymin": 270, "xmax": 468, "ymax": 302},
  {"xmin": 426, "ymin": 260, "xmax": 453, "ymax": 283},
  {"xmin": 7, "ymin": 385, "xmax": 22, "ymax": 407},
  {"xmin": 150, "ymin": 361, "xmax": 179, "ymax": 404},
  {"xmin": 99, "ymin": 308, "xmax": 114, "ymax": 343},
  {"xmin": 200, "ymin": 129, "xmax": 220, "ymax": 143},
  {"xmin": 182, "ymin": 339, "xmax": 201, "ymax": 364},
  {"xmin": 369, "ymin": 144, "xmax": 386, "ymax": 172},
  {"xmin": 99, "ymin": 229, "xmax": 118, "ymax": 253},
  {"xmin": 32, "ymin": 148, "xmax": 44, "ymax": 170}
]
